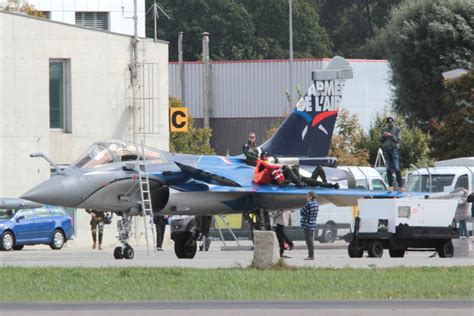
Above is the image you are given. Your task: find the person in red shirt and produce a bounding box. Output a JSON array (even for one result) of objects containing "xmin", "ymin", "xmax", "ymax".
[
  {"xmin": 253, "ymin": 152, "xmax": 281, "ymax": 185},
  {"xmin": 253, "ymin": 152, "xmax": 305, "ymax": 187},
  {"xmin": 253, "ymin": 153, "xmax": 339, "ymax": 189}
]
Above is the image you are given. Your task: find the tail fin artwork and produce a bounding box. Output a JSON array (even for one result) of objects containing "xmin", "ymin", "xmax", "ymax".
[{"xmin": 260, "ymin": 56, "xmax": 353, "ymax": 158}]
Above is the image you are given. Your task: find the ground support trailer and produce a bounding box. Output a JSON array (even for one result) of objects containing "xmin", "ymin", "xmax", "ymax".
[{"xmin": 345, "ymin": 199, "xmax": 459, "ymax": 258}]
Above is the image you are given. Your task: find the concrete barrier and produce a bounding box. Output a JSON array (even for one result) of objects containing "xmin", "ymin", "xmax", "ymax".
[{"xmin": 252, "ymin": 230, "xmax": 279, "ymax": 269}]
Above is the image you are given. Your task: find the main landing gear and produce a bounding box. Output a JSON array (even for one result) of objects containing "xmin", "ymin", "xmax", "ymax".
[
  {"xmin": 244, "ymin": 209, "xmax": 271, "ymax": 233},
  {"xmin": 113, "ymin": 214, "xmax": 135, "ymax": 260},
  {"xmin": 170, "ymin": 215, "xmax": 213, "ymax": 259}
]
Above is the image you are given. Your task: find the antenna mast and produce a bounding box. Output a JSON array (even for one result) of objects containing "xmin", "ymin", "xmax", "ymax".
[{"xmin": 145, "ymin": 0, "xmax": 171, "ymax": 42}]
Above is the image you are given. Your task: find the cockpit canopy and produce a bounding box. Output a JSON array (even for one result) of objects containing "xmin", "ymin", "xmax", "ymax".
[{"xmin": 73, "ymin": 140, "xmax": 164, "ymax": 169}]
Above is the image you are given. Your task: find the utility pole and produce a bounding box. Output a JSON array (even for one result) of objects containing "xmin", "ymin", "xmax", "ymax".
[
  {"xmin": 132, "ymin": 0, "xmax": 139, "ymax": 144},
  {"xmin": 202, "ymin": 32, "xmax": 210, "ymax": 129},
  {"xmin": 289, "ymin": 0, "xmax": 294, "ymax": 111},
  {"xmin": 178, "ymin": 32, "xmax": 185, "ymax": 105}
]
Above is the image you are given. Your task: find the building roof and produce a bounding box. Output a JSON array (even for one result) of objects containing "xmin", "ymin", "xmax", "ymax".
[{"xmin": 0, "ymin": 10, "xmax": 168, "ymax": 44}]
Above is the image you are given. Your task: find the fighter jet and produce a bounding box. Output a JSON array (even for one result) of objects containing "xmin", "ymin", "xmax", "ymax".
[{"xmin": 22, "ymin": 57, "xmax": 419, "ymax": 260}]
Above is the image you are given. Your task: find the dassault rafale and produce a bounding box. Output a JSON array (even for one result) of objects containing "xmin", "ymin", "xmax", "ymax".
[{"xmin": 22, "ymin": 57, "xmax": 420, "ymax": 259}]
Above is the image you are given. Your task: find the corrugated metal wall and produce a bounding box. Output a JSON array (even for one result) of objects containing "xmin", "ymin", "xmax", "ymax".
[
  {"xmin": 170, "ymin": 59, "xmax": 392, "ymax": 128},
  {"xmin": 194, "ymin": 117, "xmax": 282, "ymax": 155},
  {"xmin": 170, "ymin": 58, "xmax": 393, "ymax": 155}
]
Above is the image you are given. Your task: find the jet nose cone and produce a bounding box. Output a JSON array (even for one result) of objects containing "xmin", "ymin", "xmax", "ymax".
[{"xmin": 21, "ymin": 175, "xmax": 83, "ymax": 207}]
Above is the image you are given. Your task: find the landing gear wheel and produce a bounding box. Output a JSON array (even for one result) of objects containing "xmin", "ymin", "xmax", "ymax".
[
  {"xmin": 367, "ymin": 240, "xmax": 384, "ymax": 258},
  {"xmin": 113, "ymin": 247, "xmax": 124, "ymax": 259},
  {"xmin": 123, "ymin": 246, "xmax": 134, "ymax": 259},
  {"xmin": 437, "ymin": 240, "xmax": 454, "ymax": 258},
  {"xmin": 175, "ymin": 237, "xmax": 197, "ymax": 259},
  {"xmin": 348, "ymin": 241, "xmax": 363, "ymax": 258},
  {"xmin": 1, "ymin": 231, "xmax": 14, "ymax": 251},
  {"xmin": 389, "ymin": 249, "xmax": 405, "ymax": 258},
  {"xmin": 115, "ymin": 214, "xmax": 134, "ymax": 259}
]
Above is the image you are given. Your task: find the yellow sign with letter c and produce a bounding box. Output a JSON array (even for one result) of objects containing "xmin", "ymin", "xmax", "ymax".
[{"xmin": 170, "ymin": 107, "xmax": 189, "ymax": 132}]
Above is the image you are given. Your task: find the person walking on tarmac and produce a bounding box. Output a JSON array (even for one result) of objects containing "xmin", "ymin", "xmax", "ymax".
[
  {"xmin": 453, "ymin": 188, "xmax": 471, "ymax": 238},
  {"xmin": 272, "ymin": 210, "xmax": 294, "ymax": 258},
  {"xmin": 153, "ymin": 214, "xmax": 168, "ymax": 251},
  {"xmin": 243, "ymin": 132, "xmax": 260, "ymax": 166},
  {"xmin": 86, "ymin": 209, "xmax": 112, "ymax": 250}
]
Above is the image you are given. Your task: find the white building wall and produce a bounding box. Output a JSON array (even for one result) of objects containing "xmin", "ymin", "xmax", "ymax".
[
  {"xmin": 2, "ymin": 0, "xmax": 146, "ymax": 37},
  {"xmin": 1, "ymin": 11, "xmax": 168, "ymax": 197},
  {"xmin": 0, "ymin": 12, "xmax": 169, "ymax": 247}
]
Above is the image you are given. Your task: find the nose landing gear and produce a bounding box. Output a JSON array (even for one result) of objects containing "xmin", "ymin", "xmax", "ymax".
[{"xmin": 113, "ymin": 214, "xmax": 135, "ymax": 260}]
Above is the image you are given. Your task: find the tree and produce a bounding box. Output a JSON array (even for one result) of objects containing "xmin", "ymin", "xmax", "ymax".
[
  {"xmin": 384, "ymin": 0, "xmax": 473, "ymax": 127},
  {"xmin": 241, "ymin": 0, "xmax": 331, "ymax": 59},
  {"xmin": 329, "ymin": 109, "xmax": 369, "ymax": 166},
  {"xmin": 146, "ymin": 0, "xmax": 258, "ymax": 61},
  {"xmin": 312, "ymin": 0, "xmax": 402, "ymax": 58},
  {"xmin": 430, "ymin": 71, "xmax": 474, "ymax": 160},
  {"xmin": 359, "ymin": 112, "xmax": 432, "ymax": 169},
  {"xmin": 1, "ymin": 0, "xmax": 47, "ymax": 17},
  {"xmin": 169, "ymin": 98, "xmax": 215, "ymax": 155},
  {"xmin": 146, "ymin": 0, "xmax": 331, "ymax": 61}
]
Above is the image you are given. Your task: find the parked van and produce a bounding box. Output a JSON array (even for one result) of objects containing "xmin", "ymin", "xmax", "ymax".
[
  {"xmin": 405, "ymin": 158, "xmax": 473, "ymax": 237},
  {"xmin": 292, "ymin": 166, "xmax": 388, "ymax": 243},
  {"xmin": 405, "ymin": 164, "xmax": 473, "ymax": 194}
]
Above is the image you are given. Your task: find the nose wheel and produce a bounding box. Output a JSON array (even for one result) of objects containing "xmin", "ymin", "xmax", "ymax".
[
  {"xmin": 113, "ymin": 214, "xmax": 135, "ymax": 260},
  {"xmin": 113, "ymin": 246, "xmax": 124, "ymax": 259},
  {"xmin": 114, "ymin": 245, "xmax": 134, "ymax": 259}
]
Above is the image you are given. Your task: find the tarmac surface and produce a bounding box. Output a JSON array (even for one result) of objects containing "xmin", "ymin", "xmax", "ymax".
[
  {"xmin": 1, "ymin": 300, "xmax": 473, "ymax": 316},
  {"xmin": 1, "ymin": 240, "xmax": 473, "ymax": 268}
]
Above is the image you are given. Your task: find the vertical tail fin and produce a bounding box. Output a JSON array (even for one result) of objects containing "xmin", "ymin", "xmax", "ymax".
[{"xmin": 260, "ymin": 56, "xmax": 353, "ymax": 158}]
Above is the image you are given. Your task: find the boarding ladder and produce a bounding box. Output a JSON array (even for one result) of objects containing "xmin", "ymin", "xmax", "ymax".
[
  {"xmin": 215, "ymin": 215, "xmax": 241, "ymax": 248},
  {"xmin": 137, "ymin": 142, "xmax": 156, "ymax": 255}
]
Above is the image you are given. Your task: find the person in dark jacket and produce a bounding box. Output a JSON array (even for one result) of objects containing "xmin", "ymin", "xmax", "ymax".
[
  {"xmin": 291, "ymin": 165, "xmax": 340, "ymax": 189},
  {"xmin": 86, "ymin": 209, "xmax": 111, "ymax": 250},
  {"xmin": 243, "ymin": 132, "xmax": 260, "ymax": 166},
  {"xmin": 153, "ymin": 215, "xmax": 168, "ymax": 251},
  {"xmin": 381, "ymin": 116, "xmax": 403, "ymax": 190}
]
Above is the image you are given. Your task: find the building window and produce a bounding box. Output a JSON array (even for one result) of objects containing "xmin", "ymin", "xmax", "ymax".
[
  {"xmin": 49, "ymin": 59, "xmax": 71, "ymax": 131},
  {"xmin": 454, "ymin": 174, "xmax": 469, "ymax": 190},
  {"xmin": 38, "ymin": 11, "xmax": 50, "ymax": 19},
  {"xmin": 75, "ymin": 12, "xmax": 109, "ymax": 31}
]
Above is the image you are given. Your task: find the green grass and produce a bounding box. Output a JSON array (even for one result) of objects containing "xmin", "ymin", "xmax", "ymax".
[{"xmin": 1, "ymin": 266, "xmax": 473, "ymax": 301}]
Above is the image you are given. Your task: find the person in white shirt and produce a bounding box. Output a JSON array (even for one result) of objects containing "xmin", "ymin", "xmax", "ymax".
[{"xmin": 272, "ymin": 210, "xmax": 294, "ymax": 258}]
